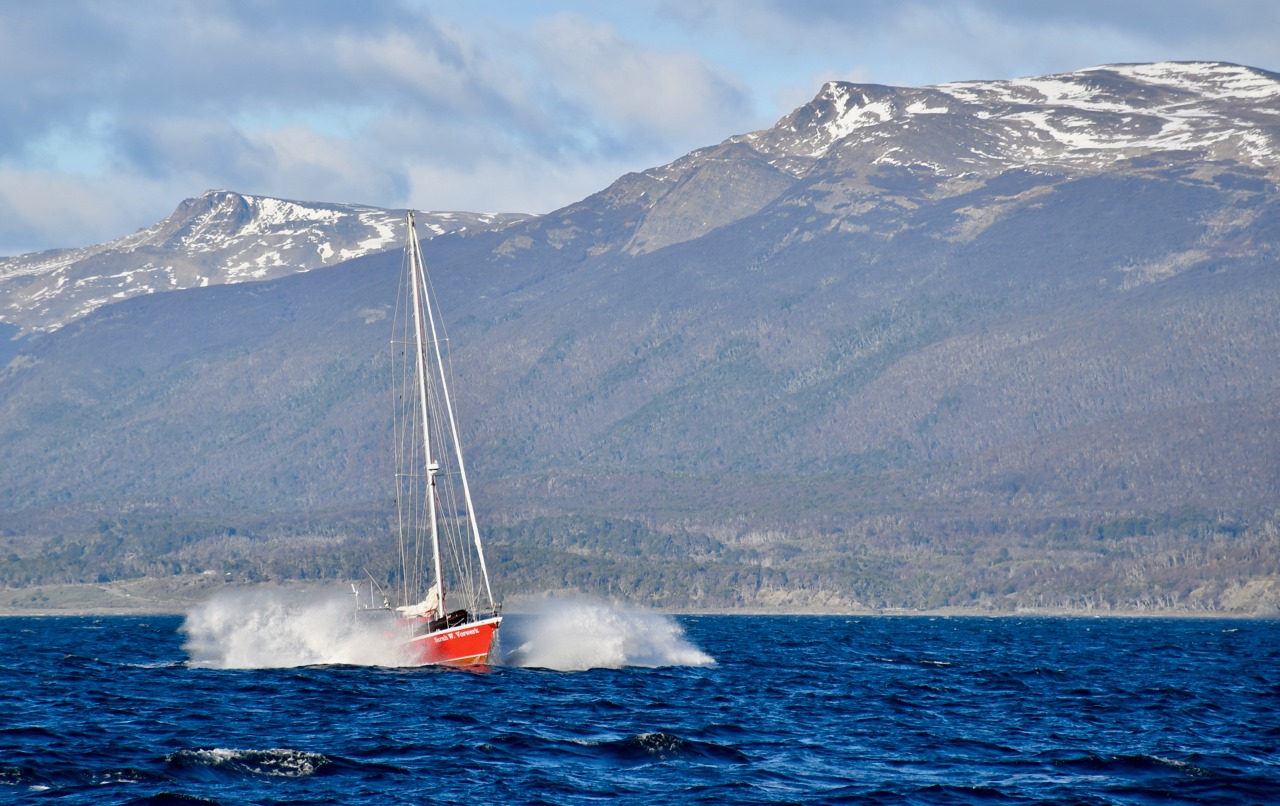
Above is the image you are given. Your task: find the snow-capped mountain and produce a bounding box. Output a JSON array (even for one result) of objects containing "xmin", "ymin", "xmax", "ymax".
[
  {"xmin": 5, "ymin": 63, "xmax": 1275, "ymax": 331},
  {"xmin": 601, "ymin": 61, "xmax": 1279, "ymax": 255},
  {"xmin": 0, "ymin": 190, "xmax": 529, "ymax": 332}
]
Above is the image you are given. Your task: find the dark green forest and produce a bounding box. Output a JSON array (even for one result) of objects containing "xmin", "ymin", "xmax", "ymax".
[{"xmin": 4, "ymin": 503, "xmax": 1276, "ymax": 613}]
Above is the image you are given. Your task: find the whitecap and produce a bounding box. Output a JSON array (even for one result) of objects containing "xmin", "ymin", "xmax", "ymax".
[{"xmin": 168, "ymin": 747, "xmax": 331, "ymax": 778}]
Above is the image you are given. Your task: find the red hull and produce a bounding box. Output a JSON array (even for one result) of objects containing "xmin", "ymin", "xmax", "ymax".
[{"xmin": 403, "ymin": 616, "xmax": 502, "ymax": 667}]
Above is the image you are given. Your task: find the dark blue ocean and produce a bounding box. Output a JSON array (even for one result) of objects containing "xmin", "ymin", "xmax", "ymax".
[{"xmin": 2, "ymin": 603, "xmax": 1278, "ymax": 804}]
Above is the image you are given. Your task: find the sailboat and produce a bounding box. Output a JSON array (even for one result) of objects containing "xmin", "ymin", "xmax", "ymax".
[{"xmin": 360, "ymin": 211, "xmax": 501, "ymax": 666}]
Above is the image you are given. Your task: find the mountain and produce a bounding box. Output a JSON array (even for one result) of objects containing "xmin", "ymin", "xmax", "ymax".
[
  {"xmin": 2, "ymin": 62, "xmax": 1278, "ymax": 613},
  {"xmin": 0, "ymin": 190, "xmax": 529, "ymax": 333}
]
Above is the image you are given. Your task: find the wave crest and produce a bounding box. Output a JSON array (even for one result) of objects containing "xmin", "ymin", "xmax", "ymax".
[{"xmin": 167, "ymin": 748, "xmax": 331, "ymax": 779}]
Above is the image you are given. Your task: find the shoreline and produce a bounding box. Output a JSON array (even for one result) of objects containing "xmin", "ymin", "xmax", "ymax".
[
  {"xmin": 3, "ymin": 608, "xmax": 1272, "ymax": 620},
  {"xmin": 667, "ymin": 606, "xmax": 1274, "ymax": 619},
  {"xmin": 2, "ymin": 576, "xmax": 1275, "ymax": 619}
]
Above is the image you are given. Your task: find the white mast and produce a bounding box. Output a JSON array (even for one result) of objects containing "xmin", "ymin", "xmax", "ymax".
[
  {"xmin": 406, "ymin": 212, "xmax": 446, "ymax": 619},
  {"xmin": 419, "ymin": 258, "xmax": 499, "ymax": 613}
]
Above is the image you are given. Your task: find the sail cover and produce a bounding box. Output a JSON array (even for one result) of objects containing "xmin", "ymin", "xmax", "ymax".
[{"xmin": 395, "ymin": 584, "xmax": 440, "ymax": 617}]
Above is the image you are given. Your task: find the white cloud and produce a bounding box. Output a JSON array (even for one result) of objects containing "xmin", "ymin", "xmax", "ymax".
[
  {"xmin": 0, "ymin": 167, "xmax": 191, "ymax": 255},
  {"xmin": 659, "ymin": 0, "xmax": 1280, "ymax": 88},
  {"xmin": 530, "ymin": 13, "xmax": 752, "ymax": 149},
  {"xmin": 403, "ymin": 152, "xmax": 648, "ymax": 216}
]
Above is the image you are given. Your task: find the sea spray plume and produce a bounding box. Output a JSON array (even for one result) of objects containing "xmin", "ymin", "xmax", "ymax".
[
  {"xmin": 182, "ymin": 588, "xmax": 415, "ymax": 668},
  {"xmin": 502, "ymin": 597, "xmax": 714, "ymax": 670}
]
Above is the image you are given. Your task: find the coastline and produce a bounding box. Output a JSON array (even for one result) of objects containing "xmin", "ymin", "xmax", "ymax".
[{"xmin": 2, "ymin": 575, "xmax": 1276, "ymax": 619}]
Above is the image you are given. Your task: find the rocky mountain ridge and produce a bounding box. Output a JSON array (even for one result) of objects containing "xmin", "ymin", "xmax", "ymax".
[{"xmin": 3, "ymin": 62, "xmax": 1276, "ymax": 330}]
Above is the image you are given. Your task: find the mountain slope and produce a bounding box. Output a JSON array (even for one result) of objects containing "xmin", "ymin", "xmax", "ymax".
[
  {"xmin": 533, "ymin": 61, "xmax": 1279, "ymax": 258},
  {"xmin": 1, "ymin": 62, "xmax": 1278, "ymax": 612}
]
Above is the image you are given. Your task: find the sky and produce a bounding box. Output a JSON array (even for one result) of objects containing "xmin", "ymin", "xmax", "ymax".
[{"xmin": 2, "ymin": 0, "xmax": 1277, "ymax": 256}]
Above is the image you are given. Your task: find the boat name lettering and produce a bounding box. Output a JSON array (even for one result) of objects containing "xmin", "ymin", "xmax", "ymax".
[{"xmin": 433, "ymin": 627, "xmax": 481, "ymax": 643}]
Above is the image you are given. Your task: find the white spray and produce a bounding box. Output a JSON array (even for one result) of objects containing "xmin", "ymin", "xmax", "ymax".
[
  {"xmin": 182, "ymin": 588, "xmax": 414, "ymax": 669},
  {"xmin": 183, "ymin": 589, "xmax": 714, "ymax": 672},
  {"xmin": 503, "ymin": 597, "xmax": 714, "ymax": 671}
]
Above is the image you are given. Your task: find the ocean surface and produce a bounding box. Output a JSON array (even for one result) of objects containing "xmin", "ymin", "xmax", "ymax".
[{"xmin": 1, "ymin": 596, "xmax": 1277, "ymax": 804}]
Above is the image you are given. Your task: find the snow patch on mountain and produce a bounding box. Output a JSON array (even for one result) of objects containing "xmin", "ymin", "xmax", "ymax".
[
  {"xmin": 743, "ymin": 61, "xmax": 1280, "ymax": 174},
  {"xmin": 1114, "ymin": 61, "xmax": 1280, "ymax": 100}
]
